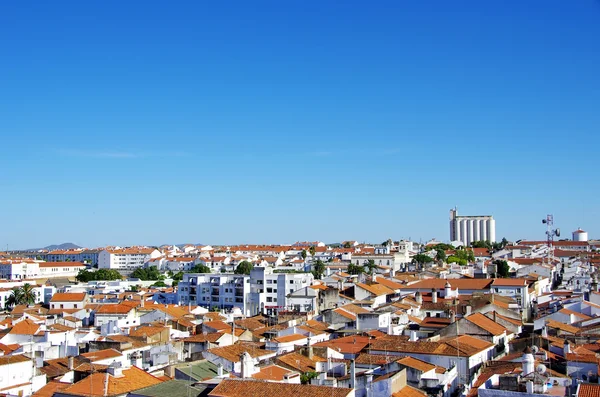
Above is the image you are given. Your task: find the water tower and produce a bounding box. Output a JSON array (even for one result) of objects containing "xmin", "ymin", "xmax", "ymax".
[{"xmin": 573, "ymin": 229, "xmax": 588, "ymax": 242}]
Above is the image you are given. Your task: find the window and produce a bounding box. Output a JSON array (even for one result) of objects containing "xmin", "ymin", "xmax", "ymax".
[
  {"xmin": 267, "ymin": 297, "xmax": 272, "ymax": 302},
  {"xmin": 74, "ymin": 304, "xmax": 77, "ymax": 308},
  {"xmin": 267, "ymin": 288, "xmax": 272, "ymax": 293},
  {"xmin": 289, "ymin": 280, "xmax": 294, "ymax": 284}
]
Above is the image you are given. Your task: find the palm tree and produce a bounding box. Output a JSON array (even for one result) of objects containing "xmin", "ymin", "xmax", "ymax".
[
  {"xmin": 365, "ymin": 259, "xmax": 377, "ymax": 276},
  {"xmin": 5, "ymin": 287, "xmax": 23, "ymax": 310},
  {"xmin": 4, "ymin": 284, "xmax": 37, "ymax": 310},
  {"xmin": 20, "ymin": 283, "xmax": 36, "ymax": 305}
]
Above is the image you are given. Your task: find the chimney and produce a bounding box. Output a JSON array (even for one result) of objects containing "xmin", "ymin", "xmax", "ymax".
[
  {"xmin": 526, "ymin": 381, "xmax": 534, "ymax": 394},
  {"xmin": 415, "ymin": 292, "xmax": 422, "ymax": 305},
  {"xmin": 445, "ymin": 281, "xmax": 452, "ymax": 298},
  {"xmin": 217, "ymin": 363, "xmax": 224, "ymax": 377},
  {"xmin": 68, "ymin": 356, "xmax": 74, "ymax": 370},
  {"xmin": 563, "ymin": 340, "xmax": 571, "ymax": 357},
  {"xmin": 307, "ymin": 336, "xmax": 314, "ymax": 360},
  {"xmin": 350, "ymin": 359, "xmax": 356, "ymax": 389},
  {"xmin": 449, "ymin": 310, "xmax": 456, "ymax": 323},
  {"xmin": 465, "ymin": 305, "xmax": 472, "ymax": 316},
  {"xmin": 431, "ymin": 288, "xmax": 438, "ymax": 303},
  {"xmin": 107, "ymin": 362, "xmax": 123, "ymax": 378},
  {"xmin": 409, "ymin": 330, "xmax": 418, "ymax": 342},
  {"xmin": 541, "ymin": 326, "xmax": 548, "ymax": 338},
  {"xmin": 522, "ymin": 347, "xmax": 534, "ymax": 375},
  {"xmin": 390, "ymin": 267, "xmax": 395, "ymax": 278}
]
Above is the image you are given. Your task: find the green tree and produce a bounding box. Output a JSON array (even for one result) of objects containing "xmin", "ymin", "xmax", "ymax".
[
  {"xmin": 424, "ymin": 243, "xmax": 454, "ymax": 252},
  {"xmin": 131, "ymin": 266, "xmax": 161, "ymax": 281},
  {"xmin": 235, "ymin": 261, "xmax": 254, "ymax": 275},
  {"xmin": 5, "ymin": 287, "xmax": 23, "ymax": 309},
  {"xmin": 364, "ymin": 259, "xmax": 377, "ymax": 275},
  {"xmin": 312, "ymin": 259, "xmax": 326, "ymax": 280},
  {"xmin": 343, "ymin": 242, "xmax": 353, "ymax": 248},
  {"xmin": 435, "ymin": 249, "xmax": 446, "ymax": 262},
  {"xmin": 76, "ymin": 268, "xmax": 122, "ymax": 282},
  {"xmin": 412, "ymin": 254, "xmax": 434, "ymax": 265},
  {"xmin": 347, "ymin": 264, "xmax": 364, "ymax": 275},
  {"xmin": 301, "ymin": 250, "xmax": 307, "ymax": 260},
  {"xmin": 309, "ymin": 246, "xmax": 316, "ymax": 256},
  {"xmin": 471, "ymin": 240, "xmax": 492, "ymax": 250},
  {"xmin": 191, "ymin": 264, "xmax": 212, "ymax": 273},
  {"xmin": 5, "ymin": 283, "xmax": 37, "ymax": 310},
  {"xmin": 152, "ymin": 280, "xmax": 167, "ymax": 287},
  {"xmin": 20, "ymin": 283, "xmax": 36, "ymax": 305},
  {"xmin": 447, "ymin": 255, "xmax": 467, "ymax": 266},
  {"xmin": 301, "ymin": 371, "xmax": 318, "ymax": 384},
  {"xmin": 493, "ymin": 259, "xmax": 510, "ymax": 277}
]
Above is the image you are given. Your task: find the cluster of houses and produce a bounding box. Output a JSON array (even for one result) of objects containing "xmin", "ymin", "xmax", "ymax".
[{"xmin": 0, "ymin": 237, "xmax": 599, "ymax": 397}]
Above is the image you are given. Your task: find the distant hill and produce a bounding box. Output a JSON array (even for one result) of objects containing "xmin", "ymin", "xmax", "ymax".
[{"xmin": 43, "ymin": 243, "xmax": 82, "ymax": 250}]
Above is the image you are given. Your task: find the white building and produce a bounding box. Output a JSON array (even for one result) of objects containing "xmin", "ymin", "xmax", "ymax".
[
  {"xmin": 38, "ymin": 261, "xmax": 86, "ymax": 278},
  {"xmin": 0, "ymin": 259, "xmax": 85, "ymax": 280},
  {"xmin": 98, "ymin": 247, "xmax": 162, "ymax": 270},
  {"xmin": 177, "ymin": 273, "xmax": 251, "ymax": 314},
  {"xmin": 247, "ymin": 267, "xmax": 314, "ymax": 316},
  {"xmin": 449, "ymin": 208, "xmax": 496, "ymax": 246}
]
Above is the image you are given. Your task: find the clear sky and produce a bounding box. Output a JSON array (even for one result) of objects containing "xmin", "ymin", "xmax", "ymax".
[{"xmin": 1, "ymin": 1, "xmax": 599, "ymax": 249}]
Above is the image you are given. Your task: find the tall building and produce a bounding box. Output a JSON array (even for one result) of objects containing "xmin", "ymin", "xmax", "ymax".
[{"xmin": 449, "ymin": 208, "xmax": 496, "ymax": 246}]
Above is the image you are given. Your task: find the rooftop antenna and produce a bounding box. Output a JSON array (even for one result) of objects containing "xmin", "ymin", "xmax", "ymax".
[{"xmin": 542, "ymin": 215, "xmax": 560, "ymax": 267}]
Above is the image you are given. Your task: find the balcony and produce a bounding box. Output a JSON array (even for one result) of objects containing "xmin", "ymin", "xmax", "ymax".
[
  {"xmin": 211, "ymin": 288, "xmax": 220, "ymax": 296},
  {"xmin": 235, "ymin": 288, "xmax": 244, "ymax": 297}
]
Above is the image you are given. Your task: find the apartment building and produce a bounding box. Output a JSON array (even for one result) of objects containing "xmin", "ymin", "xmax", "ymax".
[
  {"xmin": 98, "ymin": 247, "xmax": 162, "ymax": 270},
  {"xmin": 0, "ymin": 258, "xmax": 40, "ymax": 279},
  {"xmin": 177, "ymin": 273, "xmax": 251, "ymax": 314},
  {"xmin": 247, "ymin": 267, "xmax": 314, "ymax": 316}
]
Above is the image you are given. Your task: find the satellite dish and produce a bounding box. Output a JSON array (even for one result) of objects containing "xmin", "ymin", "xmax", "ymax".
[
  {"xmin": 542, "ymin": 219, "xmax": 547, "ymax": 224},
  {"xmin": 556, "ymin": 228, "xmax": 561, "ymax": 237},
  {"xmin": 536, "ymin": 364, "xmax": 547, "ymax": 374},
  {"xmin": 531, "ymin": 345, "xmax": 539, "ymax": 354}
]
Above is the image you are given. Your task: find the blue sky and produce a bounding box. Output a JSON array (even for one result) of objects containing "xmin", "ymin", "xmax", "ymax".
[{"xmin": 1, "ymin": 1, "xmax": 599, "ymax": 249}]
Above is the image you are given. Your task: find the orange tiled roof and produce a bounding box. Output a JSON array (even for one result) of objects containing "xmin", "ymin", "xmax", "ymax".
[
  {"xmin": 80, "ymin": 348, "xmax": 122, "ymax": 361},
  {"xmin": 10, "ymin": 318, "xmax": 42, "ymax": 335},
  {"xmin": 50, "ymin": 292, "xmax": 87, "ymax": 302},
  {"xmin": 251, "ymin": 365, "xmax": 297, "ymax": 381},
  {"xmin": 62, "ymin": 365, "xmax": 163, "ymax": 396},
  {"xmin": 96, "ymin": 303, "xmax": 137, "ymax": 315},
  {"xmin": 273, "ymin": 334, "xmax": 307, "ymax": 343},
  {"xmin": 206, "ymin": 343, "xmax": 273, "ymax": 363},
  {"xmin": 129, "ymin": 326, "xmax": 167, "ymax": 338},
  {"xmin": 208, "ymin": 379, "xmax": 352, "ymax": 397},
  {"xmin": 355, "ymin": 283, "xmax": 394, "ymax": 297},
  {"xmin": 32, "ymin": 381, "xmax": 70, "ymax": 397},
  {"xmin": 466, "ymin": 313, "xmax": 508, "ymax": 336},
  {"xmin": 396, "ymin": 356, "xmax": 436, "ymax": 372},
  {"xmin": 393, "ymin": 385, "xmax": 428, "ymax": 397},
  {"xmin": 577, "ymin": 383, "xmax": 600, "ymax": 397}
]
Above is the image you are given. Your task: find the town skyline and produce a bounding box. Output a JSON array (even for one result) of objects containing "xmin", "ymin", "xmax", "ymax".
[{"xmin": 2, "ymin": 1, "xmax": 599, "ymax": 250}]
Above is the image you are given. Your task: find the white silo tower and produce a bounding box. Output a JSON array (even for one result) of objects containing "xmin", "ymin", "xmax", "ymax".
[{"xmin": 573, "ymin": 229, "xmax": 588, "ymax": 242}]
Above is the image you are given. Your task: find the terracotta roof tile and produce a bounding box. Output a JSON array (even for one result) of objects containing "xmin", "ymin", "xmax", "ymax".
[
  {"xmin": 466, "ymin": 313, "xmax": 509, "ymax": 336},
  {"xmin": 578, "ymin": 383, "xmax": 600, "ymax": 397},
  {"xmin": 208, "ymin": 379, "xmax": 352, "ymax": 397},
  {"xmin": 62, "ymin": 365, "xmax": 163, "ymax": 396},
  {"xmin": 9, "ymin": 318, "xmax": 41, "ymax": 335},
  {"xmin": 251, "ymin": 365, "xmax": 297, "ymax": 381},
  {"xmin": 393, "ymin": 385, "xmax": 428, "ymax": 397},
  {"xmin": 50, "ymin": 293, "xmax": 87, "ymax": 302},
  {"xmin": 80, "ymin": 348, "xmax": 122, "ymax": 362}
]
